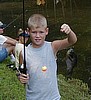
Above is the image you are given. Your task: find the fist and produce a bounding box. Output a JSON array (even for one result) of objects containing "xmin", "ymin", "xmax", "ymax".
[{"xmin": 60, "ymin": 24, "xmax": 71, "ymax": 34}]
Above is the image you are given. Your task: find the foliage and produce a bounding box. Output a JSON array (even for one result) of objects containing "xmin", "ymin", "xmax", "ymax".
[
  {"xmin": 0, "ymin": 59, "xmax": 91, "ymax": 100},
  {"xmin": 58, "ymin": 74, "xmax": 91, "ymax": 100}
]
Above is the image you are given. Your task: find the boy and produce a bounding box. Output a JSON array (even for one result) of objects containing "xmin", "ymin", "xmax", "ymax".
[{"xmin": 18, "ymin": 14, "xmax": 77, "ymax": 100}]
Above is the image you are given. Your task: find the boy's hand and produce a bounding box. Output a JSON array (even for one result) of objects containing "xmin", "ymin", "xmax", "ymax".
[
  {"xmin": 17, "ymin": 73, "xmax": 29, "ymax": 84},
  {"xmin": 60, "ymin": 24, "xmax": 71, "ymax": 35}
]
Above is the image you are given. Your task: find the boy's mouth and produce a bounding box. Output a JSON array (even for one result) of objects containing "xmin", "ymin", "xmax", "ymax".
[{"xmin": 35, "ymin": 39, "xmax": 41, "ymax": 42}]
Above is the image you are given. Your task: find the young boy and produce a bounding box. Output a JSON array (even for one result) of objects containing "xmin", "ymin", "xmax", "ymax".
[
  {"xmin": 17, "ymin": 14, "xmax": 77, "ymax": 100},
  {"xmin": 0, "ymin": 21, "xmax": 17, "ymax": 62}
]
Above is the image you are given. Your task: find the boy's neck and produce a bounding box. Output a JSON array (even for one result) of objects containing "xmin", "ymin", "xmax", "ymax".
[{"xmin": 31, "ymin": 41, "xmax": 45, "ymax": 48}]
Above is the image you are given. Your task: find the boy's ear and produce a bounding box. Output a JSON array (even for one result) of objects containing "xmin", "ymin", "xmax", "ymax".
[
  {"xmin": 46, "ymin": 28, "xmax": 49, "ymax": 35},
  {"xmin": 27, "ymin": 28, "xmax": 31, "ymax": 34}
]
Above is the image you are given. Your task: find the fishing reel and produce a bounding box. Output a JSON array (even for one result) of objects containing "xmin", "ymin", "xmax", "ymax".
[{"xmin": 19, "ymin": 64, "xmax": 27, "ymax": 74}]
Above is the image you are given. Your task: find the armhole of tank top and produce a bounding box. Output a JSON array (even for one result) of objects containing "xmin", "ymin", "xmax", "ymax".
[{"xmin": 49, "ymin": 42, "xmax": 57, "ymax": 60}]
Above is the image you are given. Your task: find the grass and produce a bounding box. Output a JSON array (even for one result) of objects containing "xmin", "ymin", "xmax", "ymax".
[
  {"xmin": 0, "ymin": 58, "xmax": 25, "ymax": 100},
  {"xmin": 0, "ymin": 58, "xmax": 91, "ymax": 100}
]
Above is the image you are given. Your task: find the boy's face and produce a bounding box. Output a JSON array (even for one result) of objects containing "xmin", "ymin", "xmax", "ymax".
[{"xmin": 29, "ymin": 27, "xmax": 48, "ymax": 48}]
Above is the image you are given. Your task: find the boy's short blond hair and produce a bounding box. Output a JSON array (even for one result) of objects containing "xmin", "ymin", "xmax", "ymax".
[{"xmin": 28, "ymin": 14, "xmax": 47, "ymax": 29}]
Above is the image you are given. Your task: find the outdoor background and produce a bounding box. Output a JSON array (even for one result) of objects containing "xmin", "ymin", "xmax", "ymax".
[{"xmin": 0, "ymin": 0, "xmax": 91, "ymax": 99}]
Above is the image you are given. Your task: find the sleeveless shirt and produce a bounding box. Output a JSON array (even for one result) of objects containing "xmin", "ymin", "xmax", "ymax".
[
  {"xmin": 22, "ymin": 41, "xmax": 61, "ymax": 100},
  {"xmin": 15, "ymin": 43, "xmax": 24, "ymax": 69}
]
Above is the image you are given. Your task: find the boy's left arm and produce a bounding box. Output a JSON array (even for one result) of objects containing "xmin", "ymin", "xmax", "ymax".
[{"xmin": 52, "ymin": 24, "xmax": 77, "ymax": 54}]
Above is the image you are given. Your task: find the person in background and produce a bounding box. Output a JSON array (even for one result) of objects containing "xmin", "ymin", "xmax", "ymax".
[
  {"xmin": 65, "ymin": 48, "xmax": 77, "ymax": 80},
  {"xmin": 15, "ymin": 28, "xmax": 29, "ymax": 70},
  {"xmin": 0, "ymin": 21, "xmax": 17, "ymax": 63},
  {"xmin": 17, "ymin": 14, "xmax": 77, "ymax": 100}
]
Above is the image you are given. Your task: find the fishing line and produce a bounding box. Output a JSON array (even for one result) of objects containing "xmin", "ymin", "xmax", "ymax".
[{"xmin": 4, "ymin": 10, "xmax": 28, "ymax": 29}]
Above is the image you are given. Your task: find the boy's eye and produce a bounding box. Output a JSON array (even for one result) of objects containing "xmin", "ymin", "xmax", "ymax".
[
  {"xmin": 39, "ymin": 31, "xmax": 44, "ymax": 34},
  {"xmin": 31, "ymin": 31, "xmax": 44, "ymax": 34},
  {"xmin": 32, "ymin": 31, "xmax": 36, "ymax": 34}
]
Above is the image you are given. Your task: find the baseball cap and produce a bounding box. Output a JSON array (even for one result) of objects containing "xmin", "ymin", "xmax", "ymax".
[
  {"xmin": 18, "ymin": 28, "xmax": 30, "ymax": 37},
  {"xmin": 0, "ymin": 21, "xmax": 6, "ymax": 28},
  {"xmin": 19, "ymin": 32, "xmax": 30, "ymax": 37}
]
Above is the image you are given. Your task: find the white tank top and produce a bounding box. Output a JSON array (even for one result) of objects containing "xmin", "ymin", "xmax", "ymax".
[{"xmin": 22, "ymin": 41, "xmax": 61, "ymax": 100}]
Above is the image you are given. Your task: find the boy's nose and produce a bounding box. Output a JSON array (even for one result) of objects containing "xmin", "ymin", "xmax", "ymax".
[{"xmin": 36, "ymin": 32, "xmax": 40, "ymax": 37}]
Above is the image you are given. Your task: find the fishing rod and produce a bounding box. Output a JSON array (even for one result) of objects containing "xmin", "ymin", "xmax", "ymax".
[
  {"xmin": 19, "ymin": 0, "xmax": 27, "ymax": 74},
  {"xmin": 5, "ymin": 1, "xmax": 27, "ymax": 74}
]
